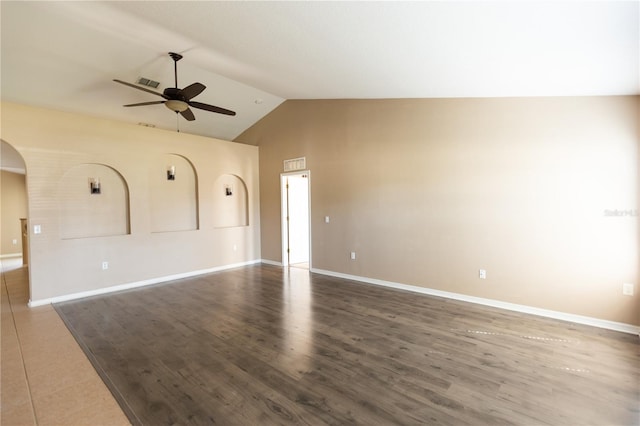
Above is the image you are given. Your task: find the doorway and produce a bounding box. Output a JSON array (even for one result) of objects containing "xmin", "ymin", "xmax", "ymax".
[
  {"xmin": 0, "ymin": 140, "xmax": 29, "ymax": 299},
  {"xmin": 281, "ymin": 171, "xmax": 311, "ymax": 269}
]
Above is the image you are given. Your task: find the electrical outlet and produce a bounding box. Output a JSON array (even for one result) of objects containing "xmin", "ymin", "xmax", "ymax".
[
  {"xmin": 479, "ymin": 269, "xmax": 487, "ymax": 279},
  {"xmin": 102, "ymin": 261, "xmax": 109, "ymax": 270},
  {"xmin": 350, "ymin": 251, "xmax": 356, "ymax": 260},
  {"xmin": 622, "ymin": 283, "xmax": 634, "ymax": 296}
]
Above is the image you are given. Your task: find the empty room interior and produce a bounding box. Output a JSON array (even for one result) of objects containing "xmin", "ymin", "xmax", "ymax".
[{"xmin": 1, "ymin": 1, "xmax": 638, "ymax": 425}]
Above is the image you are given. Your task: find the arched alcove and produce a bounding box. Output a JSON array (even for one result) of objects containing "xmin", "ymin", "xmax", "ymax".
[
  {"xmin": 59, "ymin": 163, "xmax": 130, "ymax": 239},
  {"xmin": 150, "ymin": 154, "xmax": 199, "ymax": 233},
  {"xmin": 213, "ymin": 174, "xmax": 249, "ymax": 228}
]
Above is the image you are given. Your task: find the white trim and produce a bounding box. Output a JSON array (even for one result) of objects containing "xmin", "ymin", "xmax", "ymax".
[
  {"xmin": 28, "ymin": 259, "xmax": 262, "ymax": 307},
  {"xmin": 311, "ymin": 267, "xmax": 640, "ymax": 336},
  {"xmin": 260, "ymin": 259, "xmax": 283, "ymax": 267},
  {"xmin": 0, "ymin": 253, "xmax": 22, "ymax": 259}
]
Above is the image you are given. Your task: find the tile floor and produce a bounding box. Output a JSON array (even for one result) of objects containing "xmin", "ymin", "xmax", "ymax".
[{"xmin": 1, "ymin": 257, "xmax": 130, "ymax": 425}]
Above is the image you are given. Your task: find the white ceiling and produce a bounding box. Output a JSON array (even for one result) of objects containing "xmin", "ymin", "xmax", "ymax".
[{"xmin": 1, "ymin": 1, "xmax": 638, "ymax": 143}]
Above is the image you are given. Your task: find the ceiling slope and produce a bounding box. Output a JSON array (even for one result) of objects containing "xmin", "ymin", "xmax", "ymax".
[{"xmin": 1, "ymin": 1, "xmax": 638, "ymax": 141}]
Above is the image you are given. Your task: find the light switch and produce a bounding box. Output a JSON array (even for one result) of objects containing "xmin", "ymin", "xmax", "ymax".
[
  {"xmin": 325, "ymin": 216, "xmax": 330, "ymax": 223},
  {"xmin": 623, "ymin": 283, "xmax": 634, "ymax": 296},
  {"xmin": 34, "ymin": 225, "xmax": 41, "ymax": 234}
]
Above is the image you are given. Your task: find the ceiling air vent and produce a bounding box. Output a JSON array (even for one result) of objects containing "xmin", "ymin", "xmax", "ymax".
[
  {"xmin": 284, "ymin": 157, "xmax": 306, "ymax": 172},
  {"xmin": 137, "ymin": 77, "xmax": 160, "ymax": 88}
]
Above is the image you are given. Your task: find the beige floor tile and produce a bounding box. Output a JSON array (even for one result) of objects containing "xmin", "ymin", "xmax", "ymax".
[
  {"xmin": 1, "ymin": 321, "xmax": 33, "ymax": 411},
  {"xmin": 14, "ymin": 314, "xmax": 69, "ymax": 337},
  {"xmin": 1, "ymin": 365, "xmax": 32, "ymax": 408},
  {"xmin": 13, "ymin": 307, "xmax": 60, "ymax": 329},
  {"xmin": 32, "ymin": 377, "xmax": 130, "ymax": 426},
  {"xmin": 0, "ymin": 297, "xmax": 11, "ymax": 310},
  {"xmin": 1, "ymin": 324, "xmax": 20, "ymax": 354},
  {"xmin": 1, "ymin": 314, "xmax": 17, "ymax": 334},
  {"xmin": 0, "ymin": 400, "xmax": 37, "ymax": 426},
  {"xmin": 6, "ymin": 285, "xmax": 29, "ymax": 297},
  {"xmin": 18, "ymin": 327, "xmax": 79, "ymax": 357},
  {"xmin": 8, "ymin": 301, "xmax": 31, "ymax": 313},
  {"xmin": 23, "ymin": 350, "xmax": 100, "ymax": 400},
  {"xmin": 0, "ymin": 341, "xmax": 23, "ymax": 366},
  {"xmin": 1, "ymin": 258, "xmax": 130, "ymax": 426}
]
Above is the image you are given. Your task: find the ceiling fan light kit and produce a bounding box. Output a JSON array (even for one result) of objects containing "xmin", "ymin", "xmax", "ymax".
[
  {"xmin": 165, "ymin": 100, "xmax": 189, "ymax": 113},
  {"xmin": 113, "ymin": 52, "xmax": 236, "ymax": 122}
]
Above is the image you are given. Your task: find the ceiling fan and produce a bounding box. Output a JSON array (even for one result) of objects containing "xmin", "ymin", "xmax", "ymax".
[{"xmin": 113, "ymin": 52, "xmax": 236, "ymax": 121}]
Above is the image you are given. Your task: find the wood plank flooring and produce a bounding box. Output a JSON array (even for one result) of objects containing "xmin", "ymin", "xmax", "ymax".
[{"xmin": 54, "ymin": 264, "xmax": 639, "ymax": 425}]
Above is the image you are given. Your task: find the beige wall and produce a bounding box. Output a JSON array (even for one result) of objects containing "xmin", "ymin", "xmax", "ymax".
[
  {"xmin": 1, "ymin": 170, "xmax": 28, "ymax": 256},
  {"xmin": 1, "ymin": 102, "xmax": 261, "ymax": 302},
  {"xmin": 236, "ymin": 96, "xmax": 639, "ymax": 326}
]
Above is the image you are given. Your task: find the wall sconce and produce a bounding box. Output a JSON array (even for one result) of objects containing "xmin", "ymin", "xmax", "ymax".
[
  {"xmin": 90, "ymin": 178, "xmax": 101, "ymax": 194},
  {"xmin": 167, "ymin": 165, "xmax": 176, "ymax": 181}
]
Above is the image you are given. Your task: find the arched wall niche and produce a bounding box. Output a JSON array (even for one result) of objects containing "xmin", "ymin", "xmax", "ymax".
[
  {"xmin": 58, "ymin": 163, "xmax": 130, "ymax": 239},
  {"xmin": 213, "ymin": 174, "xmax": 249, "ymax": 228},
  {"xmin": 150, "ymin": 153, "xmax": 199, "ymax": 233}
]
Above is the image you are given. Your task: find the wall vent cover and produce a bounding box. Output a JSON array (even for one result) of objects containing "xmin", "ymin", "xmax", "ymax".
[
  {"xmin": 137, "ymin": 77, "xmax": 160, "ymax": 88},
  {"xmin": 284, "ymin": 157, "xmax": 306, "ymax": 172}
]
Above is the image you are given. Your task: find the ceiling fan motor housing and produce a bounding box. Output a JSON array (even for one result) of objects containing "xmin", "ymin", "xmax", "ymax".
[{"xmin": 163, "ymin": 87, "xmax": 186, "ymax": 101}]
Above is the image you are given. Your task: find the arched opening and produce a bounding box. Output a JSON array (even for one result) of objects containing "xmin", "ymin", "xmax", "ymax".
[{"xmin": 0, "ymin": 139, "xmax": 30, "ymax": 295}]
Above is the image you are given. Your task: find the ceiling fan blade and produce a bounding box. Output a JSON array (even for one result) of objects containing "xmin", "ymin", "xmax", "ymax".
[
  {"xmin": 113, "ymin": 79, "xmax": 166, "ymax": 98},
  {"xmin": 189, "ymin": 101, "xmax": 236, "ymax": 116},
  {"xmin": 181, "ymin": 82, "xmax": 206, "ymax": 101},
  {"xmin": 180, "ymin": 108, "xmax": 196, "ymax": 121},
  {"xmin": 123, "ymin": 101, "xmax": 166, "ymax": 107}
]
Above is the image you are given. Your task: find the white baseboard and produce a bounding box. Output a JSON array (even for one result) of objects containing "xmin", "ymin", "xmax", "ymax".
[
  {"xmin": 0, "ymin": 253, "xmax": 21, "ymax": 259},
  {"xmin": 30, "ymin": 260, "xmax": 639, "ymax": 336},
  {"xmin": 311, "ymin": 267, "xmax": 640, "ymax": 336},
  {"xmin": 28, "ymin": 259, "xmax": 262, "ymax": 307}
]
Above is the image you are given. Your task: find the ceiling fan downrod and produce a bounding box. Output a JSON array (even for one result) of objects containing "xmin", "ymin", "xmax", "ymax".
[{"xmin": 168, "ymin": 52, "xmax": 183, "ymax": 88}]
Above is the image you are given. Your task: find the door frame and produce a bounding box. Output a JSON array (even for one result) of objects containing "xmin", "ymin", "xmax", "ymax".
[{"xmin": 280, "ymin": 170, "xmax": 311, "ymax": 268}]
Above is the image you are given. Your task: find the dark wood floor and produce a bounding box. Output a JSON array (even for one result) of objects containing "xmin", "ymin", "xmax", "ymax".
[{"xmin": 54, "ymin": 265, "xmax": 639, "ymax": 425}]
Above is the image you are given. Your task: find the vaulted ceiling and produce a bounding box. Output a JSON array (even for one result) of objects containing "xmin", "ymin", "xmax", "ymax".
[{"xmin": 1, "ymin": 1, "xmax": 638, "ymax": 143}]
